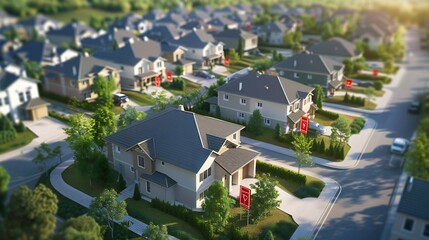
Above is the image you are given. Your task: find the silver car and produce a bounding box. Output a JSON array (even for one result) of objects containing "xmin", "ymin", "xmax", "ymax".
[{"xmin": 309, "ymin": 121, "xmax": 327, "ymax": 135}]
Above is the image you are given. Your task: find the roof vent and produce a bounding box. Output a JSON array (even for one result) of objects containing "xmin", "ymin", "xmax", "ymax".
[
  {"xmin": 264, "ymin": 85, "xmax": 269, "ymax": 90},
  {"xmin": 239, "ymin": 82, "xmax": 242, "ymax": 91},
  {"xmin": 407, "ymin": 177, "xmax": 414, "ymax": 192},
  {"xmin": 294, "ymin": 60, "xmax": 297, "ymax": 67},
  {"xmin": 178, "ymin": 105, "xmax": 184, "ymax": 111}
]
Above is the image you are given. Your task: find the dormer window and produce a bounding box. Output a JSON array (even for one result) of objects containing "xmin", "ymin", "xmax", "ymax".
[
  {"xmin": 223, "ymin": 94, "xmax": 229, "ymax": 101},
  {"xmin": 294, "ymin": 102, "xmax": 300, "ymax": 110}
]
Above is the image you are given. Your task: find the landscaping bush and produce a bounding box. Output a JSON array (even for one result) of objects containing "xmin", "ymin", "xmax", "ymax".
[
  {"xmin": 294, "ymin": 186, "xmax": 320, "ymax": 198},
  {"xmin": 170, "ymin": 78, "xmax": 186, "ymax": 91},
  {"xmin": 352, "ymin": 74, "xmax": 391, "ymax": 84},
  {"xmin": 172, "ymin": 230, "xmax": 198, "ymax": 240},
  {"xmin": 14, "ymin": 121, "xmax": 25, "ymax": 133},
  {"xmin": 116, "ymin": 173, "xmax": 126, "ymax": 192},
  {"xmin": 316, "ymin": 109, "xmax": 339, "ymax": 120},
  {"xmin": 350, "ymin": 117, "xmax": 366, "ymax": 134},
  {"xmin": 344, "ymin": 94, "xmax": 365, "ymax": 106},
  {"xmin": 273, "ymin": 220, "xmax": 298, "ymax": 240},
  {"xmin": 256, "ymin": 161, "xmax": 306, "ymax": 184},
  {"xmin": 226, "ymin": 225, "xmax": 256, "ymax": 240},
  {"xmin": 374, "ymin": 80, "xmax": 383, "ymax": 90},
  {"xmin": 132, "ymin": 183, "xmax": 141, "ymax": 200},
  {"xmin": 0, "ymin": 130, "xmax": 16, "ymax": 144},
  {"xmin": 49, "ymin": 111, "xmax": 71, "ymax": 124}
]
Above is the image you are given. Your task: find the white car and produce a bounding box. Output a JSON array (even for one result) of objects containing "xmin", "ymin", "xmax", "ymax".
[
  {"xmin": 309, "ymin": 121, "xmax": 327, "ymax": 135},
  {"xmin": 390, "ymin": 138, "xmax": 409, "ymax": 155}
]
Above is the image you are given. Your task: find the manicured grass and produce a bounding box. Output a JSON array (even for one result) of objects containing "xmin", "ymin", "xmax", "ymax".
[
  {"xmin": 112, "ymin": 105, "xmax": 124, "ymax": 114},
  {"xmin": 0, "ymin": 128, "xmax": 37, "ymax": 154},
  {"xmin": 324, "ymin": 95, "xmax": 377, "ymax": 110},
  {"xmin": 62, "ymin": 164, "xmax": 120, "ymax": 197},
  {"xmin": 314, "ymin": 111, "xmax": 358, "ymax": 126},
  {"xmin": 121, "ymin": 90, "xmax": 155, "ymax": 106},
  {"xmin": 230, "ymin": 207, "xmax": 298, "ymax": 239},
  {"xmin": 166, "ymin": 79, "xmax": 202, "ymax": 96},
  {"xmin": 126, "ymin": 199, "xmax": 205, "ymax": 240},
  {"xmin": 339, "ymin": 86, "xmax": 384, "ymax": 97},
  {"xmin": 227, "ymin": 56, "xmax": 265, "ymax": 73},
  {"xmin": 48, "ymin": 8, "xmax": 126, "ymax": 24}
]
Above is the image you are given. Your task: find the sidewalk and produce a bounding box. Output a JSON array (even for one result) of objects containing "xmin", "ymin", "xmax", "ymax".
[{"xmin": 50, "ymin": 160, "xmax": 178, "ymax": 239}]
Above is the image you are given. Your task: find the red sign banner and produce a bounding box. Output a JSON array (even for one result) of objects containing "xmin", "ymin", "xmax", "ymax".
[
  {"xmin": 345, "ymin": 79, "xmax": 352, "ymax": 89},
  {"xmin": 166, "ymin": 72, "xmax": 172, "ymax": 82},
  {"xmin": 155, "ymin": 76, "xmax": 161, "ymax": 87},
  {"xmin": 300, "ymin": 116, "xmax": 309, "ymax": 134},
  {"xmin": 224, "ymin": 57, "xmax": 230, "ymax": 66},
  {"xmin": 245, "ymin": 24, "xmax": 251, "ymax": 31},
  {"xmin": 373, "ymin": 69, "xmax": 379, "ymax": 77},
  {"xmin": 239, "ymin": 186, "xmax": 251, "ymax": 209}
]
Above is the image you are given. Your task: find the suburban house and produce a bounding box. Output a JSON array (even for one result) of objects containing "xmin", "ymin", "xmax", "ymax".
[
  {"xmin": 173, "ymin": 29, "xmax": 224, "ymax": 69},
  {"xmin": 17, "ymin": 14, "xmax": 61, "ymax": 37},
  {"xmin": 212, "ymin": 71, "xmax": 316, "ymax": 134},
  {"xmin": 0, "ymin": 10, "xmax": 17, "ymax": 29},
  {"xmin": 154, "ymin": 13, "xmax": 187, "ymax": 28},
  {"xmin": 160, "ymin": 41, "xmax": 194, "ymax": 75},
  {"xmin": 111, "ymin": 13, "xmax": 152, "ymax": 34},
  {"xmin": 390, "ymin": 177, "xmax": 429, "ymax": 240},
  {"xmin": 252, "ymin": 21, "xmax": 291, "ymax": 45},
  {"xmin": 271, "ymin": 3, "xmax": 289, "ymax": 15},
  {"xmin": 212, "ymin": 29, "xmax": 258, "ymax": 53},
  {"xmin": 81, "ymin": 28, "xmax": 140, "ymax": 53},
  {"xmin": 43, "ymin": 54, "xmax": 121, "ymax": 101},
  {"xmin": 143, "ymin": 9, "xmax": 165, "ymax": 22},
  {"xmin": 207, "ymin": 17, "xmax": 239, "ymax": 31},
  {"xmin": 186, "ymin": 10, "xmax": 212, "ymax": 23},
  {"xmin": 274, "ymin": 51, "xmax": 345, "ymax": 96},
  {"xmin": 307, "ymin": 37, "xmax": 363, "ymax": 62},
  {"xmin": 46, "ymin": 22, "xmax": 96, "ymax": 48},
  {"xmin": 103, "ymin": 107, "xmax": 259, "ymax": 210},
  {"xmin": 93, "ymin": 38, "xmax": 166, "ymax": 90},
  {"xmin": 0, "ymin": 39, "xmax": 21, "ymax": 60},
  {"xmin": 141, "ymin": 25, "xmax": 188, "ymax": 42},
  {"xmin": 0, "ymin": 64, "xmax": 49, "ymax": 122}
]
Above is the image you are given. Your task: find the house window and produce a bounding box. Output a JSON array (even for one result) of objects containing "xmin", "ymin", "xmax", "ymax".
[
  {"xmin": 423, "ymin": 224, "xmax": 429, "ymax": 237},
  {"xmin": 294, "ymin": 102, "xmax": 300, "ymax": 110},
  {"xmin": 161, "ymin": 161, "xmax": 165, "ymax": 166},
  {"xmin": 115, "ymin": 145, "xmax": 121, "ymax": 153},
  {"xmin": 264, "ymin": 118, "xmax": 271, "ymax": 126},
  {"xmin": 294, "ymin": 72, "xmax": 299, "ymax": 78},
  {"xmin": 70, "ymin": 81, "xmax": 75, "ymax": 87},
  {"xmin": 279, "ymin": 70, "xmax": 284, "ymax": 76},
  {"xmin": 218, "ymin": 46, "xmax": 222, "ymax": 51},
  {"xmin": 157, "ymin": 61, "xmax": 162, "ymax": 67},
  {"xmin": 237, "ymin": 112, "xmax": 245, "ymax": 120},
  {"xmin": 199, "ymin": 190, "xmax": 207, "ymax": 200},
  {"xmin": 138, "ymin": 156, "xmax": 145, "ymax": 168},
  {"xmin": 240, "ymin": 98, "xmax": 246, "ymax": 105},
  {"xmin": 18, "ymin": 92, "xmax": 25, "ymax": 103},
  {"xmin": 223, "ymin": 94, "xmax": 229, "ymax": 101},
  {"xmin": 0, "ymin": 98, "xmax": 2, "ymax": 106},
  {"xmin": 308, "ymin": 74, "xmax": 312, "ymax": 79},
  {"xmin": 256, "ymin": 102, "xmax": 262, "ymax": 108},
  {"xmin": 233, "ymin": 133, "xmax": 237, "ymax": 140},
  {"xmin": 199, "ymin": 167, "xmax": 212, "ymax": 182},
  {"xmin": 4, "ymin": 97, "xmax": 9, "ymax": 105},
  {"xmin": 403, "ymin": 218, "xmax": 414, "ymax": 232},
  {"xmin": 146, "ymin": 181, "xmax": 151, "ymax": 193},
  {"xmin": 130, "ymin": 166, "xmax": 135, "ymax": 172},
  {"xmin": 25, "ymin": 90, "xmax": 32, "ymax": 100}
]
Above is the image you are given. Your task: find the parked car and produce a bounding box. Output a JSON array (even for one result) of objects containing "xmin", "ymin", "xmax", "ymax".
[
  {"xmin": 194, "ymin": 70, "xmax": 215, "ymax": 79},
  {"xmin": 408, "ymin": 100, "xmax": 421, "ymax": 114},
  {"xmin": 356, "ymin": 81, "xmax": 373, "ymax": 87},
  {"xmin": 390, "ymin": 138, "xmax": 409, "ymax": 155},
  {"xmin": 113, "ymin": 93, "xmax": 128, "ymax": 106},
  {"xmin": 309, "ymin": 121, "xmax": 327, "ymax": 135}
]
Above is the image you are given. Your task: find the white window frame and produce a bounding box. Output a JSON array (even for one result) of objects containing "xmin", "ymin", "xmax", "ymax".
[
  {"xmin": 240, "ymin": 98, "xmax": 246, "ymax": 105},
  {"xmin": 403, "ymin": 218, "xmax": 414, "ymax": 232},
  {"xmin": 25, "ymin": 90, "xmax": 32, "ymax": 101},
  {"xmin": 18, "ymin": 92, "xmax": 25, "ymax": 103},
  {"xmin": 256, "ymin": 102, "xmax": 263, "ymax": 109},
  {"xmin": 294, "ymin": 101, "xmax": 300, "ymax": 110},
  {"xmin": 115, "ymin": 145, "xmax": 121, "ymax": 153},
  {"xmin": 146, "ymin": 181, "xmax": 151, "ymax": 193},
  {"xmin": 138, "ymin": 156, "xmax": 145, "ymax": 168},
  {"xmin": 264, "ymin": 118, "xmax": 271, "ymax": 126},
  {"xmin": 199, "ymin": 167, "xmax": 212, "ymax": 182},
  {"xmin": 308, "ymin": 74, "xmax": 312, "ymax": 79},
  {"xmin": 294, "ymin": 72, "xmax": 299, "ymax": 78},
  {"xmin": 130, "ymin": 166, "xmax": 135, "ymax": 173},
  {"xmin": 223, "ymin": 94, "xmax": 229, "ymax": 101},
  {"xmin": 237, "ymin": 112, "xmax": 245, "ymax": 120}
]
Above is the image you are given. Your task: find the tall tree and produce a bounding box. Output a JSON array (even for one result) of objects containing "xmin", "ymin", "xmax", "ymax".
[
  {"xmin": 56, "ymin": 216, "xmax": 103, "ymax": 240},
  {"xmin": 250, "ymin": 174, "xmax": 281, "ymax": 223},
  {"xmin": 342, "ymin": 58, "xmax": 354, "ymax": 76},
  {"xmin": 228, "ymin": 48, "xmax": 239, "ymax": 63},
  {"xmin": 93, "ymin": 75, "xmax": 116, "ymax": 107},
  {"xmin": 0, "ymin": 166, "xmax": 10, "ymax": 216},
  {"xmin": 92, "ymin": 106, "xmax": 117, "ymax": 149},
  {"xmin": 151, "ymin": 91, "xmax": 174, "ymax": 112},
  {"xmin": 405, "ymin": 133, "xmax": 429, "ymax": 181},
  {"xmin": 252, "ymin": 58, "xmax": 271, "ymax": 72},
  {"xmin": 237, "ymin": 39, "xmax": 244, "ymax": 59},
  {"xmin": 202, "ymin": 181, "xmax": 234, "ymax": 233},
  {"xmin": 292, "ymin": 42, "xmax": 302, "ymax": 54},
  {"xmin": 363, "ymin": 87, "xmax": 376, "ymax": 102},
  {"xmin": 4, "ymin": 184, "xmax": 58, "ymax": 240},
  {"xmin": 331, "ymin": 116, "xmax": 351, "ymax": 144},
  {"xmin": 321, "ymin": 22, "xmax": 334, "ymax": 40},
  {"xmin": 283, "ymin": 31, "xmax": 294, "ymax": 46},
  {"xmin": 331, "ymin": 17, "xmax": 344, "ymax": 37},
  {"xmin": 117, "ymin": 106, "xmax": 146, "ymax": 129},
  {"xmin": 247, "ymin": 109, "xmax": 264, "ymax": 135},
  {"xmin": 142, "ymin": 223, "xmax": 169, "ymax": 240},
  {"xmin": 89, "ymin": 189, "xmax": 127, "ymax": 239},
  {"xmin": 174, "ymin": 65, "xmax": 184, "ymax": 76},
  {"xmin": 32, "ymin": 142, "xmax": 55, "ymax": 175},
  {"xmin": 291, "ymin": 133, "xmax": 314, "ymax": 174},
  {"xmin": 313, "ymin": 84, "xmax": 325, "ymax": 109}
]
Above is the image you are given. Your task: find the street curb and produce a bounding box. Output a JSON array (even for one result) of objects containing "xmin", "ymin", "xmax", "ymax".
[{"xmin": 323, "ymin": 102, "xmax": 384, "ymax": 114}]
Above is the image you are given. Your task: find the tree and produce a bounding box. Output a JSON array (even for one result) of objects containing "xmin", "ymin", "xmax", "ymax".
[
  {"xmin": 151, "ymin": 91, "xmax": 174, "ymax": 112},
  {"xmin": 283, "ymin": 32, "xmax": 294, "ymax": 46},
  {"xmin": 228, "ymin": 48, "xmax": 239, "ymax": 63},
  {"xmin": 331, "ymin": 116, "xmax": 351, "ymax": 144},
  {"xmin": 263, "ymin": 230, "xmax": 274, "ymax": 240},
  {"xmin": 343, "ymin": 58, "xmax": 354, "ymax": 76},
  {"xmin": 174, "ymin": 65, "xmax": 184, "ymax": 76},
  {"xmin": 4, "ymin": 184, "xmax": 58, "ymax": 240},
  {"xmin": 292, "ymin": 42, "xmax": 302, "ymax": 54},
  {"xmin": 56, "ymin": 216, "xmax": 103, "ymax": 240},
  {"xmin": 113, "ymin": 40, "xmax": 119, "ymax": 50},
  {"xmin": 89, "ymin": 189, "xmax": 127, "ymax": 239},
  {"xmin": 92, "ymin": 105, "xmax": 117, "ymax": 148},
  {"xmin": 291, "ymin": 133, "xmax": 314, "ymax": 174},
  {"xmin": 301, "ymin": 14, "xmax": 316, "ymax": 32},
  {"xmin": 405, "ymin": 133, "xmax": 429, "ymax": 180},
  {"xmin": 250, "ymin": 174, "xmax": 281, "ymax": 223},
  {"xmin": 202, "ymin": 181, "xmax": 234, "ymax": 233},
  {"xmin": 24, "ymin": 61, "xmax": 43, "ymax": 80},
  {"xmin": 32, "ymin": 142, "xmax": 55, "ymax": 175},
  {"xmin": 142, "ymin": 223, "xmax": 169, "ymax": 240},
  {"xmin": 0, "ymin": 166, "xmax": 10, "ymax": 216},
  {"xmin": 418, "ymin": 117, "xmax": 429, "ymax": 135},
  {"xmin": 364, "ymin": 87, "xmax": 376, "ymax": 102},
  {"xmin": 31, "ymin": 27, "xmax": 39, "ymax": 40},
  {"xmin": 275, "ymin": 123, "xmax": 282, "ymax": 139},
  {"xmin": 133, "ymin": 184, "xmax": 141, "ymax": 200},
  {"xmin": 93, "ymin": 75, "xmax": 116, "ymax": 107},
  {"xmin": 237, "ymin": 39, "xmax": 244, "ymax": 59},
  {"xmin": 321, "ymin": 22, "xmax": 333, "ymax": 40},
  {"xmin": 353, "ymin": 57, "xmax": 366, "ymax": 73},
  {"xmin": 313, "ymin": 84, "xmax": 325, "ymax": 109},
  {"xmin": 247, "ymin": 109, "xmax": 264, "ymax": 135},
  {"xmin": 117, "ymin": 106, "xmax": 146, "ymax": 129},
  {"xmin": 117, "ymin": 174, "xmax": 126, "ymax": 192},
  {"xmin": 52, "ymin": 145, "xmax": 63, "ymax": 164},
  {"xmin": 252, "ymin": 58, "xmax": 271, "ymax": 72},
  {"xmin": 383, "ymin": 54, "xmax": 394, "ymax": 73},
  {"xmin": 331, "ymin": 17, "xmax": 344, "ymax": 37}
]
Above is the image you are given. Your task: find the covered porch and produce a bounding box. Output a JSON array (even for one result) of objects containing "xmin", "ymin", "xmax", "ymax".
[
  {"xmin": 202, "ymin": 54, "xmax": 223, "ymax": 68},
  {"xmin": 134, "ymin": 71, "xmax": 161, "ymax": 89},
  {"xmin": 328, "ymin": 79, "xmax": 343, "ymax": 96},
  {"xmin": 286, "ymin": 110, "xmax": 305, "ymax": 133}
]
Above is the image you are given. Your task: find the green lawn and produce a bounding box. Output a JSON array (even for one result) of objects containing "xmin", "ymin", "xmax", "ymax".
[
  {"xmin": 62, "ymin": 164, "xmax": 120, "ymax": 197},
  {"xmin": 227, "ymin": 56, "xmax": 266, "ymax": 73},
  {"xmin": 126, "ymin": 199, "xmax": 205, "ymax": 240},
  {"xmin": 324, "ymin": 95, "xmax": 377, "ymax": 110},
  {"xmin": 121, "ymin": 90, "xmax": 155, "ymax": 106},
  {"xmin": 339, "ymin": 86, "xmax": 384, "ymax": 97},
  {"xmin": 314, "ymin": 112, "xmax": 358, "ymax": 126},
  {"xmin": 166, "ymin": 79, "xmax": 202, "ymax": 96},
  {"xmin": 48, "ymin": 7, "xmax": 126, "ymax": 24},
  {"xmin": 0, "ymin": 128, "xmax": 37, "ymax": 154}
]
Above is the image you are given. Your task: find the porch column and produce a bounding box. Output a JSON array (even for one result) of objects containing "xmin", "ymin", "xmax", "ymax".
[{"xmin": 249, "ymin": 160, "xmax": 256, "ymax": 178}]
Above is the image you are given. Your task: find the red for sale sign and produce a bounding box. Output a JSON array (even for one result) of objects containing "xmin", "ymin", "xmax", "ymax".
[
  {"xmin": 155, "ymin": 76, "xmax": 161, "ymax": 87},
  {"xmin": 239, "ymin": 186, "xmax": 251, "ymax": 209},
  {"xmin": 166, "ymin": 72, "xmax": 172, "ymax": 82},
  {"xmin": 373, "ymin": 69, "xmax": 379, "ymax": 77},
  {"xmin": 224, "ymin": 57, "xmax": 230, "ymax": 66},
  {"xmin": 300, "ymin": 116, "xmax": 309, "ymax": 134},
  {"xmin": 345, "ymin": 79, "xmax": 352, "ymax": 89}
]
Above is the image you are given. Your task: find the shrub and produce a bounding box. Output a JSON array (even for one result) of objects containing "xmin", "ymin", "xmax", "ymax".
[
  {"xmin": 117, "ymin": 174, "xmax": 126, "ymax": 192},
  {"xmin": 49, "ymin": 111, "xmax": 71, "ymax": 124},
  {"xmin": 0, "ymin": 130, "xmax": 16, "ymax": 144},
  {"xmin": 350, "ymin": 117, "xmax": 366, "ymax": 134},
  {"xmin": 132, "ymin": 184, "xmax": 141, "ymax": 200},
  {"xmin": 256, "ymin": 161, "xmax": 306, "ymax": 184},
  {"xmin": 316, "ymin": 109, "xmax": 339, "ymax": 120},
  {"xmin": 374, "ymin": 80, "xmax": 383, "ymax": 90},
  {"xmin": 15, "ymin": 121, "xmax": 25, "ymax": 133}
]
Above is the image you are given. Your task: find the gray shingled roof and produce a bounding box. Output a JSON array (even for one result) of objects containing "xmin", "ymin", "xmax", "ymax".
[
  {"xmin": 257, "ymin": 21, "xmax": 288, "ymax": 33},
  {"xmin": 0, "ymin": 71, "xmax": 19, "ymax": 90},
  {"xmin": 81, "ymin": 29, "xmax": 138, "ymax": 49},
  {"xmin": 187, "ymin": 10, "xmax": 212, "ymax": 23},
  {"xmin": 175, "ymin": 29, "xmax": 220, "ymax": 48},
  {"xmin": 215, "ymin": 148, "xmax": 258, "ymax": 174},
  {"xmin": 25, "ymin": 97, "xmax": 50, "ymax": 110},
  {"xmin": 216, "ymin": 72, "xmax": 313, "ymax": 105},
  {"xmin": 104, "ymin": 108, "xmax": 243, "ymax": 173},
  {"xmin": 274, "ymin": 52, "xmax": 343, "ymax": 74},
  {"xmin": 204, "ymin": 96, "xmax": 218, "ymax": 105},
  {"xmin": 213, "ymin": 29, "xmax": 256, "ymax": 40},
  {"xmin": 11, "ymin": 40, "xmax": 56, "ymax": 63},
  {"xmin": 112, "ymin": 13, "xmax": 143, "ymax": 30},
  {"xmin": 141, "ymin": 171, "xmax": 177, "ymax": 188},
  {"xmin": 141, "ymin": 24, "xmax": 186, "ymax": 42},
  {"xmin": 47, "ymin": 22, "xmax": 94, "ymax": 38},
  {"xmin": 354, "ymin": 24, "xmax": 384, "ymax": 38},
  {"xmin": 398, "ymin": 177, "xmax": 429, "ymax": 221},
  {"xmin": 143, "ymin": 9, "xmax": 165, "ymax": 21},
  {"xmin": 308, "ymin": 37, "xmax": 361, "ymax": 58},
  {"xmin": 207, "ymin": 134, "xmax": 226, "ymax": 152},
  {"xmin": 288, "ymin": 110, "xmax": 305, "ymax": 123},
  {"xmin": 157, "ymin": 13, "xmax": 186, "ymax": 27},
  {"xmin": 207, "ymin": 17, "xmax": 236, "ymax": 27}
]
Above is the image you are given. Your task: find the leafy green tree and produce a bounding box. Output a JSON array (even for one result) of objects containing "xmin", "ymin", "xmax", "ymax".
[
  {"xmin": 202, "ymin": 181, "xmax": 234, "ymax": 233},
  {"xmin": 353, "ymin": 57, "xmax": 366, "ymax": 73},
  {"xmin": 89, "ymin": 189, "xmax": 127, "ymax": 239},
  {"xmin": 250, "ymin": 174, "xmax": 281, "ymax": 223},
  {"xmin": 32, "ymin": 142, "xmax": 55, "ymax": 175},
  {"xmin": 405, "ymin": 133, "xmax": 429, "ymax": 180},
  {"xmin": 4, "ymin": 184, "xmax": 58, "ymax": 240},
  {"xmin": 321, "ymin": 22, "xmax": 334, "ymax": 40},
  {"xmin": 31, "ymin": 27, "xmax": 39, "ymax": 40},
  {"xmin": 3, "ymin": 27, "xmax": 18, "ymax": 41},
  {"xmin": 383, "ymin": 54, "xmax": 394, "ymax": 73},
  {"xmin": 263, "ymin": 230, "xmax": 274, "ymax": 240},
  {"xmin": 364, "ymin": 87, "xmax": 376, "ymax": 102},
  {"xmin": 56, "ymin": 216, "xmax": 103, "ymax": 240},
  {"xmin": 174, "ymin": 65, "xmax": 184, "ymax": 76},
  {"xmin": 247, "ymin": 109, "xmax": 264, "ymax": 135},
  {"xmin": 92, "ymin": 105, "xmax": 117, "ymax": 148},
  {"xmin": 142, "ymin": 223, "xmax": 169, "ymax": 240},
  {"xmin": 301, "ymin": 14, "xmax": 316, "ymax": 32},
  {"xmin": 0, "ymin": 166, "xmax": 10, "ymax": 216},
  {"xmin": 151, "ymin": 91, "xmax": 174, "ymax": 112},
  {"xmin": 291, "ymin": 133, "xmax": 314, "ymax": 174},
  {"xmin": 117, "ymin": 174, "xmax": 126, "ymax": 192},
  {"xmin": 292, "ymin": 42, "xmax": 302, "ymax": 54},
  {"xmin": 117, "ymin": 106, "xmax": 146, "ymax": 129},
  {"xmin": 283, "ymin": 32, "xmax": 294, "ymax": 46},
  {"xmin": 252, "ymin": 58, "xmax": 271, "ymax": 72},
  {"xmin": 92, "ymin": 151, "xmax": 110, "ymax": 183},
  {"xmin": 24, "ymin": 61, "xmax": 43, "ymax": 80},
  {"xmin": 343, "ymin": 58, "xmax": 354, "ymax": 76},
  {"xmin": 228, "ymin": 48, "xmax": 239, "ymax": 63},
  {"xmin": 237, "ymin": 39, "xmax": 244, "ymax": 59},
  {"xmin": 313, "ymin": 84, "xmax": 325, "ymax": 109},
  {"xmin": 275, "ymin": 123, "xmax": 282, "ymax": 139},
  {"xmin": 331, "ymin": 17, "xmax": 344, "ymax": 37},
  {"xmin": 294, "ymin": 29, "xmax": 302, "ymax": 43},
  {"xmin": 93, "ymin": 75, "xmax": 116, "ymax": 107},
  {"xmin": 417, "ymin": 117, "xmax": 429, "ymax": 135},
  {"xmin": 331, "ymin": 116, "xmax": 351, "ymax": 144},
  {"xmin": 52, "ymin": 145, "xmax": 63, "ymax": 164}
]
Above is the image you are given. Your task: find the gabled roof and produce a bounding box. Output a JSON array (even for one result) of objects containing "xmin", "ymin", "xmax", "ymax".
[
  {"xmin": 354, "ymin": 24, "xmax": 385, "ymax": 38},
  {"xmin": 25, "ymin": 98, "xmax": 50, "ymax": 110},
  {"xmin": 398, "ymin": 177, "xmax": 429, "ymax": 221},
  {"xmin": 227, "ymin": 13, "xmax": 251, "ymax": 24},
  {"xmin": 181, "ymin": 20, "xmax": 206, "ymax": 31},
  {"xmin": 213, "ymin": 29, "xmax": 256, "ymax": 40},
  {"xmin": 208, "ymin": 17, "xmax": 236, "ymax": 27},
  {"xmin": 19, "ymin": 14, "xmax": 59, "ymax": 28},
  {"xmin": 174, "ymin": 29, "xmax": 220, "ymax": 48},
  {"xmin": 11, "ymin": 40, "xmax": 56, "ymax": 63},
  {"xmin": 112, "ymin": 13, "xmax": 143, "ymax": 30},
  {"xmin": 234, "ymin": 3, "xmax": 251, "ymax": 13},
  {"xmin": 143, "ymin": 9, "xmax": 165, "ymax": 21},
  {"xmin": 43, "ymin": 54, "xmax": 115, "ymax": 81},
  {"xmin": 257, "ymin": 21, "xmax": 288, "ymax": 33},
  {"xmin": 104, "ymin": 108, "xmax": 244, "ymax": 173},
  {"xmin": 307, "ymin": 37, "xmax": 361, "ymax": 58},
  {"xmin": 142, "ymin": 171, "xmax": 177, "ymax": 188},
  {"xmin": 274, "ymin": 52, "xmax": 343, "ymax": 74},
  {"xmin": 0, "ymin": 71, "xmax": 20, "ymax": 90},
  {"xmin": 47, "ymin": 22, "xmax": 94, "ymax": 38},
  {"xmin": 81, "ymin": 29, "xmax": 138, "ymax": 49},
  {"xmin": 215, "ymin": 148, "xmax": 258, "ymax": 174},
  {"xmin": 157, "ymin": 13, "xmax": 186, "ymax": 27},
  {"xmin": 142, "ymin": 24, "xmax": 187, "ymax": 41},
  {"xmin": 216, "ymin": 71, "xmax": 314, "ymax": 105},
  {"xmin": 196, "ymin": 5, "xmax": 215, "ymax": 14},
  {"xmin": 187, "ymin": 10, "xmax": 212, "ymax": 23},
  {"xmin": 160, "ymin": 41, "xmax": 186, "ymax": 53}
]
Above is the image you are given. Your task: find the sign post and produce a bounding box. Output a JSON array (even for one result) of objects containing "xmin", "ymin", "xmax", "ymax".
[
  {"xmin": 345, "ymin": 79, "xmax": 352, "ymax": 89},
  {"xmin": 300, "ymin": 116, "xmax": 309, "ymax": 134},
  {"xmin": 239, "ymin": 185, "xmax": 251, "ymax": 225}
]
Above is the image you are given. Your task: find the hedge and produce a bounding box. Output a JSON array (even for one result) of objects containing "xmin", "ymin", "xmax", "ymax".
[
  {"xmin": 49, "ymin": 111, "xmax": 71, "ymax": 124},
  {"xmin": 316, "ymin": 109, "xmax": 339, "ymax": 120},
  {"xmin": 0, "ymin": 130, "xmax": 16, "ymax": 144},
  {"xmin": 352, "ymin": 74, "xmax": 392, "ymax": 84},
  {"xmin": 256, "ymin": 161, "xmax": 306, "ymax": 184},
  {"xmin": 350, "ymin": 117, "xmax": 366, "ymax": 134}
]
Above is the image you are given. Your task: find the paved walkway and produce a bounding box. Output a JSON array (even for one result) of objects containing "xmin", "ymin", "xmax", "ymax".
[{"xmin": 50, "ymin": 160, "xmax": 178, "ymax": 239}]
